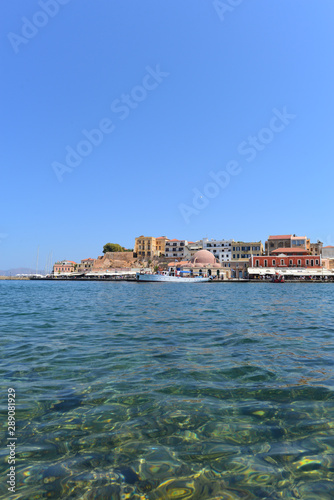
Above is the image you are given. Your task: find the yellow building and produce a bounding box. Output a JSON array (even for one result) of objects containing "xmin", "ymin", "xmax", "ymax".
[
  {"xmin": 228, "ymin": 241, "xmax": 263, "ymax": 278},
  {"xmin": 155, "ymin": 236, "xmax": 169, "ymax": 256},
  {"xmin": 134, "ymin": 236, "xmax": 169, "ymax": 258},
  {"xmin": 231, "ymin": 241, "xmax": 263, "ymax": 260}
]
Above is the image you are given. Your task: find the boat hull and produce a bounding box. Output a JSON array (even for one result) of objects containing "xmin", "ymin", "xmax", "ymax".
[{"xmin": 136, "ymin": 273, "xmax": 211, "ymax": 283}]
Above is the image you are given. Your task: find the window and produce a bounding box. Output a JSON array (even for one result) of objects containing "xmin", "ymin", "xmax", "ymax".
[
  {"xmin": 272, "ymin": 259, "xmax": 276, "ymax": 265},
  {"xmin": 289, "ymin": 260, "xmax": 293, "ymax": 266},
  {"xmin": 297, "ymin": 259, "xmax": 301, "ymax": 266},
  {"xmin": 316, "ymin": 259, "xmax": 319, "ymax": 265},
  {"xmin": 306, "ymin": 259, "xmax": 309, "ymax": 265},
  {"xmin": 255, "ymin": 260, "xmax": 259, "ymax": 267},
  {"xmin": 311, "ymin": 260, "xmax": 314, "ymax": 266},
  {"xmin": 281, "ymin": 259, "xmax": 285, "ymax": 265},
  {"xmin": 264, "ymin": 260, "xmax": 268, "ymax": 267}
]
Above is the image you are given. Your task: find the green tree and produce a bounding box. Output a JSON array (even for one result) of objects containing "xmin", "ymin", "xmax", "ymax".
[{"xmin": 103, "ymin": 243, "xmax": 124, "ymax": 254}]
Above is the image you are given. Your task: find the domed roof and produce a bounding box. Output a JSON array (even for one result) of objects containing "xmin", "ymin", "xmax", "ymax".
[{"xmin": 190, "ymin": 249, "xmax": 218, "ymax": 265}]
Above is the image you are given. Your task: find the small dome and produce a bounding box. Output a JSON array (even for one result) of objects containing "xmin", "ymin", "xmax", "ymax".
[{"xmin": 190, "ymin": 249, "xmax": 218, "ymax": 265}]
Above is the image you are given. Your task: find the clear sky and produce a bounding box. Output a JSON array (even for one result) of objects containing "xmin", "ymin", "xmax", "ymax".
[{"xmin": 1, "ymin": 0, "xmax": 334, "ymax": 270}]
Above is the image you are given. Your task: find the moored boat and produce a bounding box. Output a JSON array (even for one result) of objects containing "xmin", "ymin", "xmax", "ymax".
[
  {"xmin": 136, "ymin": 271, "xmax": 211, "ymax": 283},
  {"xmin": 271, "ymin": 273, "xmax": 285, "ymax": 283}
]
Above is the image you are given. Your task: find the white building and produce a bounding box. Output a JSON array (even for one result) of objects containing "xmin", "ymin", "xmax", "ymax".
[
  {"xmin": 202, "ymin": 238, "xmax": 233, "ymax": 262},
  {"xmin": 183, "ymin": 240, "xmax": 203, "ymax": 260},
  {"xmin": 165, "ymin": 239, "xmax": 188, "ymax": 259}
]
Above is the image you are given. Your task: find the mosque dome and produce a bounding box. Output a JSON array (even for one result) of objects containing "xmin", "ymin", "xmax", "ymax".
[{"xmin": 190, "ymin": 249, "xmax": 219, "ymax": 266}]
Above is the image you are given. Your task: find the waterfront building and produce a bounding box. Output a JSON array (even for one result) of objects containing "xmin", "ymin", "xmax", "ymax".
[
  {"xmin": 322, "ymin": 258, "xmax": 334, "ymax": 271},
  {"xmin": 222, "ymin": 241, "xmax": 263, "ymax": 278},
  {"xmin": 134, "ymin": 236, "xmax": 169, "ymax": 258},
  {"xmin": 183, "ymin": 240, "xmax": 203, "ymax": 260},
  {"xmin": 221, "ymin": 261, "xmax": 249, "ymax": 279},
  {"xmin": 322, "ymin": 246, "xmax": 334, "ymax": 259},
  {"xmin": 164, "ymin": 239, "xmax": 188, "ymax": 259},
  {"xmin": 53, "ymin": 260, "xmax": 76, "ymax": 274},
  {"xmin": 155, "ymin": 236, "xmax": 169, "ymax": 256},
  {"xmin": 202, "ymin": 238, "xmax": 233, "ymax": 262},
  {"xmin": 265, "ymin": 235, "xmax": 310, "ymax": 255},
  {"xmin": 250, "ymin": 249, "xmax": 322, "ymax": 269},
  {"xmin": 231, "ymin": 241, "xmax": 263, "ymax": 260},
  {"xmin": 310, "ymin": 240, "xmax": 323, "ymax": 255},
  {"xmin": 248, "ymin": 247, "xmax": 324, "ymax": 280},
  {"xmin": 168, "ymin": 249, "xmax": 230, "ymax": 280},
  {"xmin": 76, "ymin": 258, "xmax": 95, "ymax": 273}
]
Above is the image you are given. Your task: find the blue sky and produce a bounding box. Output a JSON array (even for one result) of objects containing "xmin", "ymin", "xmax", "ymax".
[{"xmin": 1, "ymin": 0, "xmax": 334, "ymax": 269}]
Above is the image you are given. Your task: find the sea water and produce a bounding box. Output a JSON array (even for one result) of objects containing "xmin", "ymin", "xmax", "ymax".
[{"xmin": 0, "ymin": 281, "xmax": 333, "ymax": 499}]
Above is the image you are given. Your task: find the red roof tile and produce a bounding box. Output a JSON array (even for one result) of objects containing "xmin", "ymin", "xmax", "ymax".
[
  {"xmin": 272, "ymin": 247, "xmax": 307, "ymax": 254},
  {"xmin": 268, "ymin": 235, "xmax": 292, "ymax": 240}
]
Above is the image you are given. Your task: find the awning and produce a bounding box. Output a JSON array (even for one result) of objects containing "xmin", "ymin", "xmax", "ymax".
[
  {"xmin": 248, "ymin": 267, "xmax": 334, "ymax": 277},
  {"xmin": 248, "ymin": 268, "xmax": 275, "ymax": 275}
]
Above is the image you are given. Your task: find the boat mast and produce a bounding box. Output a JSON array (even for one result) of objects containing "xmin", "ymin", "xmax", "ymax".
[{"xmin": 36, "ymin": 246, "xmax": 39, "ymax": 275}]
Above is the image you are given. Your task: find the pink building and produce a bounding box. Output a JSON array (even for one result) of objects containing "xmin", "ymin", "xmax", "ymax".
[{"xmin": 53, "ymin": 260, "xmax": 76, "ymax": 274}]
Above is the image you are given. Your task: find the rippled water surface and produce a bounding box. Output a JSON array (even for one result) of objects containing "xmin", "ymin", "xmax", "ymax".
[{"xmin": 0, "ymin": 281, "xmax": 334, "ymax": 499}]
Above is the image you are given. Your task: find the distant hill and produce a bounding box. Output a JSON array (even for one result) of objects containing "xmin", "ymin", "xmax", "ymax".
[{"xmin": 0, "ymin": 268, "xmax": 47, "ymax": 276}]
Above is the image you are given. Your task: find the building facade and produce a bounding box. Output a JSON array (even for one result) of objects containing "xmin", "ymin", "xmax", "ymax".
[
  {"xmin": 164, "ymin": 239, "xmax": 188, "ymax": 259},
  {"xmin": 322, "ymin": 246, "xmax": 334, "ymax": 259},
  {"xmin": 231, "ymin": 241, "xmax": 263, "ymax": 260},
  {"xmin": 310, "ymin": 241, "xmax": 323, "ymax": 255},
  {"xmin": 168, "ymin": 249, "xmax": 231, "ymax": 280},
  {"xmin": 221, "ymin": 261, "xmax": 249, "ymax": 279},
  {"xmin": 53, "ymin": 260, "xmax": 76, "ymax": 274},
  {"xmin": 155, "ymin": 236, "xmax": 169, "ymax": 256},
  {"xmin": 183, "ymin": 241, "xmax": 203, "ymax": 260},
  {"xmin": 250, "ymin": 250, "xmax": 321, "ymax": 269},
  {"xmin": 265, "ymin": 235, "xmax": 310, "ymax": 255},
  {"xmin": 202, "ymin": 238, "xmax": 233, "ymax": 262},
  {"xmin": 134, "ymin": 236, "xmax": 156, "ymax": 258},
  {"xmin": 134, "ymin": 236, "xmax": 169, "ymax": 258},
  {"xmin": 76, "ymin": 258, "xmax": 95, "ymax": 273}
]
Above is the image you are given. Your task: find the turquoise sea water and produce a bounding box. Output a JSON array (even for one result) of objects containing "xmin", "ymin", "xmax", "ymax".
[{"xmin": 0, "ymin": 281, "xmax": 334, "ymax": 499}]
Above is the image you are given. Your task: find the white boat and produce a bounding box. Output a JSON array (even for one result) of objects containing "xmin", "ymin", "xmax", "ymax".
[{"xmin": 136, "ymin": 271, "xmax": 211, "ymax": 283}]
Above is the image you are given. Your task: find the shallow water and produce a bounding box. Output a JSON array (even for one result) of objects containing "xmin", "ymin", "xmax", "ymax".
[{"xmin": 0, "ymin": 281, "xmax": 334, "ymax": 499}]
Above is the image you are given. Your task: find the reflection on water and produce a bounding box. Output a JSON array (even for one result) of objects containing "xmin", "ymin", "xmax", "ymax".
[{"xmin": 0, "ymin": 282, "xmax": 334, "ymax": 499}]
